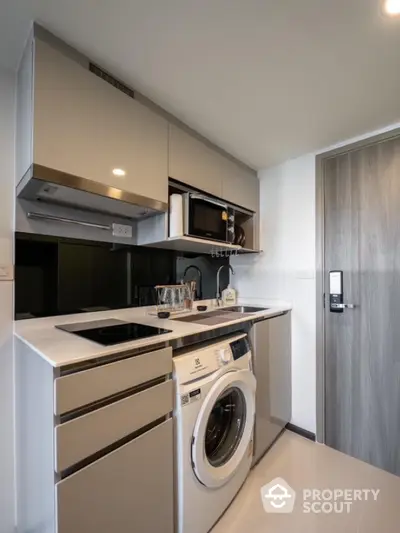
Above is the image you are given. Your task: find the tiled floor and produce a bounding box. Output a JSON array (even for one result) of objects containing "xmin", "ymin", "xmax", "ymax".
[{"xmin": 211, "ymin": 431, "xmax": 400, "ymax": 532}]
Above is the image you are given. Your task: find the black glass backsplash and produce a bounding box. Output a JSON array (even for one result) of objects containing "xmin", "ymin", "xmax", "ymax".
[{"xmin": 15, "ymin": 233, "xmax": 230, "ymax": 319}]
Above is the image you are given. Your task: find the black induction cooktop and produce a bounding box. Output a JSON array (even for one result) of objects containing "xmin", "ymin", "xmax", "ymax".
[{"xmin": 56, "ymin": 319, "xmax": 172, "ymax": 346}]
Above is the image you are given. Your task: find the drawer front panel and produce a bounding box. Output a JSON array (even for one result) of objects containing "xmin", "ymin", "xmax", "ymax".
[
  {"xmin": 55, "ymin": 380, "xmax": 173, "ymax": 473},
  {"xmin": 56, "ymin": 418, "xmax": 174, "ymax": 533},
  {"xmin": 54, "ymin": 346, "xmax": 172, "ymax": 415}
]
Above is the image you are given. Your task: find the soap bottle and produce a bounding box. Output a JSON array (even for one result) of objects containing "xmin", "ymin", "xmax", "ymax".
[{"xmin": 222, "ymin": 285, "xmax": 237, "ymax": 306}]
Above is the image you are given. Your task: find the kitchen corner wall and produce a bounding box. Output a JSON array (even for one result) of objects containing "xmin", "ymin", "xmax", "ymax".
[
  {"xmin": 232, "ymin": 154, "xmax": 317, "ymax": 433},
  {"xmin": 233, "ymin": 121, "xmax": 400, "ymax": 435},
  {"xmin": 0, "ymin": 68, "xmax": 16, "ymax": 533}
]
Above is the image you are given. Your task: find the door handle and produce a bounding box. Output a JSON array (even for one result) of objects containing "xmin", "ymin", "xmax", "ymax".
[{"xmin": 331, "ymin": 303, "xmax": 356, "ymax": 310}]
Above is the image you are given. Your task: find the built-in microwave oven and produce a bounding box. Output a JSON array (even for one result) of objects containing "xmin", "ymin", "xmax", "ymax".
[{"xmin": 183, "ymin": 192, "xmax": 235, "ymax": 244}]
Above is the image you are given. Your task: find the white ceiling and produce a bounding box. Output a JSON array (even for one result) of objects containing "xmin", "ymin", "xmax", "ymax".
[{"xmin": 1, "ymin": 0, "xmax": 400, "ymax": 169}]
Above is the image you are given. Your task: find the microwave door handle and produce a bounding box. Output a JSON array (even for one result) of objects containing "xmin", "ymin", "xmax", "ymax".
[{"xmin": 190, "ymin": 194, "xmax": 228, "ymax": 209}]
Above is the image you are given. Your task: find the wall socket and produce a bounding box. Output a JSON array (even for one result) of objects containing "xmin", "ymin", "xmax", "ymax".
[{"xmin": 112, "ymin": 223, "xmax": 133, "ymax": 238}]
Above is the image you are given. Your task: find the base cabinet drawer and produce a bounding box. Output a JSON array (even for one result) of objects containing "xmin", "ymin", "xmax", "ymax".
[
  {"xmin": 55, "ymin": 380, "xmax": 173, "ymax": 473},
  {"xmin": 56, "ymin": 418, "xmax": 174, "ymax": 533},
  {"xmin": 54, "ymin": 346, "xmax": 172, "ymax": 415}
]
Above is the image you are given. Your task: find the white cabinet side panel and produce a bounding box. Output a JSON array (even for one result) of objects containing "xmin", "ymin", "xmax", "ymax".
[
  {"xmin": 0, "ymin": 66, "xmax": 16, "ymax": 533},
  {"xmin": 16, "ymin": 33, "xmax": 34, "ymax": 184}
]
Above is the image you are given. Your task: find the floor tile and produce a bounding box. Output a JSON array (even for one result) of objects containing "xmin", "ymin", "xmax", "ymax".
[{"xmin": 211, "ymin": 430, "xmax": 400, "ymax": 533}]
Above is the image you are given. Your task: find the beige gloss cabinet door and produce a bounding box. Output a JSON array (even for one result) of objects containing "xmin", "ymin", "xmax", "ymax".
[
  {"xmin": 169, "ymin": 124, "xmax": 224, "ymax": 197},
  {"xmin": 221, "ymin": 159, "xmax": 259, "ymax": 212},
  {"xmin": 56, "ymin": 419, "xmax": 174, "ymax": 533},
  {"xmin": 33, "ymin": 39, "xmax": 168, "ymax": 205}
]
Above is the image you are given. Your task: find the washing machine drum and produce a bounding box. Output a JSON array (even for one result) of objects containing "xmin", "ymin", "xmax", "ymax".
[{"xmin": 192, "ymin": 369, "xmax": 256, "ymax": 488}]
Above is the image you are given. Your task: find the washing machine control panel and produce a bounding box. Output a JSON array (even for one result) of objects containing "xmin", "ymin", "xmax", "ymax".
[
  {"xmin": 230, "ymin": 336, "xmax": 251, "ymax": 361},
  {"xmin": 216, "ymin": 347, "xmax": 232, "ymax": 365}
]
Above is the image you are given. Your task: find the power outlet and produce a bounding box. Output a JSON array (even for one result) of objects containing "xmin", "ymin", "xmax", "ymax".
[{"xmin": 112, "ymin": 223, "xmax": 133, "ymax": 238}]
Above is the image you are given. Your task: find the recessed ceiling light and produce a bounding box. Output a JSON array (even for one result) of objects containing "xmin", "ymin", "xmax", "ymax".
[
  {"xmin": 112, "ymin": 168, "xmax": 126, "ymax": 177},
  {"xmin": 383, "ymin": 0, "xmax": 400, "ymax": 15}
]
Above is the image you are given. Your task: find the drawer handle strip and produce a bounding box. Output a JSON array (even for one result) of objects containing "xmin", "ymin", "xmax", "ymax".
[
  {"xmin": 60, "ymin": 342, "xmax": 168, "ymax": 376},
  {"xmin": 60, "ymin": 414, "xmax": 171, "ymax": 480},
  {"xmin": 254, "ymin": 311, "xmax": 287, "ymax": 323},
  {"xmin": 171, "ymin": 322, "xmax": 251, "ymax": 352},
  {"xmin": 59, "ymin": 374, "xmax": 171, "ymax": 423}
]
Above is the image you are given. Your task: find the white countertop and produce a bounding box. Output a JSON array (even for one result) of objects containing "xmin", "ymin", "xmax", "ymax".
[{"xmin": 14, "ymin": 298, "xmax": 291, "ymax": 367}]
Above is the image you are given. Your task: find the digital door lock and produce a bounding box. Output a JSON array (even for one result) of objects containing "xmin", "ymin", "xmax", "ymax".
[{"xmin": 329, "ymin": 271, "xmax": 356, "ymax": 313}]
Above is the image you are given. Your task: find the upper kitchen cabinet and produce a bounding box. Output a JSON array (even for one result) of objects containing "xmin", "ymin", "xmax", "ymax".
[
  {"xmin": 17, "ymin": 34, "xmax": 169, "ymax": 206},
  {"xmin": 221, "ymin": 161, "xmax": 259, "ymax": 213},
  {"xmin": 169, "ymin": 124, "xmax": 258, "ymax": 212},
  {"xmin": 168, "ymin": 125, "xmax": 223, "ymax": 198}
]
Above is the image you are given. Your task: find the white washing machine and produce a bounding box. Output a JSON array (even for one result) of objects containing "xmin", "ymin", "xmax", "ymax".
[{"xmin": 173, "ymin": 333, "xmax": 256, "ymax": 533}]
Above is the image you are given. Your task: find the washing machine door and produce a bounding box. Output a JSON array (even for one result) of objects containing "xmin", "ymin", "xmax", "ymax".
[{"xmin": 192, "ymin": 369, "xmax": 256, "ymax": 488}]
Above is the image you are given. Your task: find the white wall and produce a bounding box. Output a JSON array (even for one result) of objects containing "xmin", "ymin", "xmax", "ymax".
[
  {"xmin": 0, "ymin": 68, "xmax": 16, "ymax": 533},
  {"xmin": 233, "ymin": 121, "xmax": 400, "ymax": 434},
  {"xmin": 232, "ymin": 154, "xmax": 317, "ymax": 432},
  {"xmin": 258, "ymin": 154, "xmax": 317, "ymax": 433}
]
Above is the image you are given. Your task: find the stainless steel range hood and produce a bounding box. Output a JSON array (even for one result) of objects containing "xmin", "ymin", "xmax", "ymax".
[
  {"xmin": 16, "ymin": 25, "xmax": 169, "ymax": 222},
  {"xmin": 17, "ymin": 164, "xmax": 168, "ymax": 220}
]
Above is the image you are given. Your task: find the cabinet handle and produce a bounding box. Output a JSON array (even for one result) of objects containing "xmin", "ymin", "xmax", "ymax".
[{"xmin": 27, "ymin": 212, "xmax": 111, "ymax": 230}]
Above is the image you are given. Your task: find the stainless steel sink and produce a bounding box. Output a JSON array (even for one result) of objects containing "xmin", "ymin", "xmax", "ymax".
[
  {"xmin": 172, "ymin": 309, "xmax": 249, "ymax": 325},
  {"xmin": 171, "ymin": 310, "xmax": 229, "ymax": 323},
  {"xmin": 222, "ymin": 306, "xmax": 269, "ymax": 313},
  {"xmin": 171, "ymin": 306, "xmax": 268, "ymax": 326}
]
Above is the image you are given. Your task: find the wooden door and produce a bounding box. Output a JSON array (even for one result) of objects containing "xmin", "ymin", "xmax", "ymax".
[{"xmin": 324, "ymin": 136, "xmax": 400, "ymax": 475}]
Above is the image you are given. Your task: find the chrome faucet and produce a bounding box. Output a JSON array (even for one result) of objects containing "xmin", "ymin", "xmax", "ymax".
[{"xmin": 216, "ymin": 264, "xmax": 235, "ymax": 306}]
